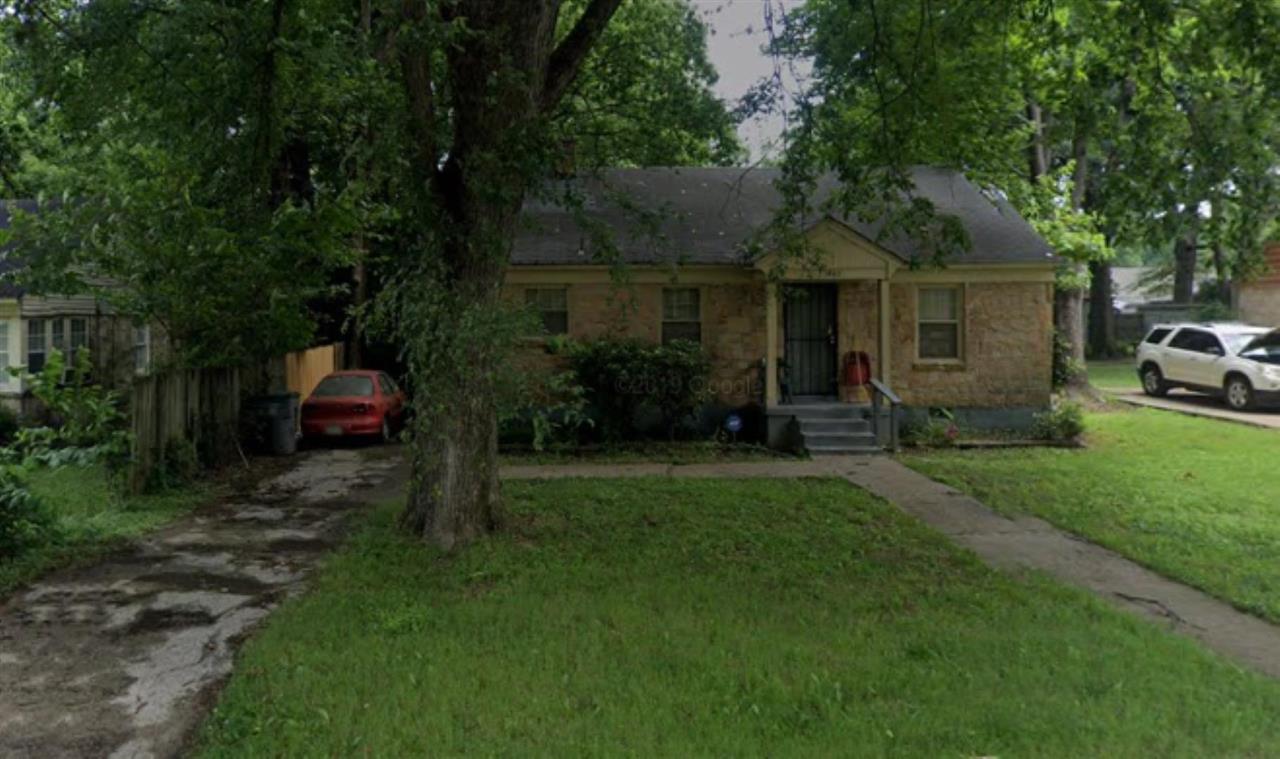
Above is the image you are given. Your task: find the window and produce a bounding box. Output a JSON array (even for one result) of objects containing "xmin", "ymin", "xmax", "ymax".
[
  {"xmin": 1168, "ymin": 328, "xmax": 1222, "ymax": 355},
  {"xmin": 69, "ymin": 318, "xmax": 88, "ymax": 365},
  {"xmin": 378, "ymin": 373, "xmax": 396, "ymax": 396},
  {"xmin": 27, "ymin": 318, "xmax": 46, "ymax": 373},
  {"xmin": 1144, "ymin": 327, "xmax": 1172, "ymax": 345},
  {"xmin": 525, "ymin": 288, "xmax": 568, "ymax": 335},
  {"xmin": 0, "ymin": 323, "xmax": 9, "ymax": 386},
  {"xmin": 662, "ymin": 288, "xmax": 701, "ymax": 344},
  {"xmin": 917, "ymin": 286, "xmax": 962, "ymax": 360},
  {"xmin": 312, "ymin": 375, "xmax": 374, "ymax": 397},
  {"xmin": 133, "ymin": 325, "xmax": 151, "ymax": 374}
]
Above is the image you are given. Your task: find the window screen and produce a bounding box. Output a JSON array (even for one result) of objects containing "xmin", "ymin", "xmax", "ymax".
[
  {"xmin": 525, "ymin": 288, "xmax": 568, "ymax": 335},
  {"xmin": 662, "ymin": 288, "xmax": 701, "ymax": 344},
  {"xmin": 917, "ymin": 287, "xmax": 961, "ymax": 360}
]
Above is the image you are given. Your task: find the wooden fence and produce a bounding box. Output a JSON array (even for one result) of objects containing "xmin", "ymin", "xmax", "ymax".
[
  {"xmin": 285, "ymin": 343, "xmax": 344, "ymax": 400},
  {"xmin": 129, "ymin": 367, "xmax": 241, "ymax": 493}
]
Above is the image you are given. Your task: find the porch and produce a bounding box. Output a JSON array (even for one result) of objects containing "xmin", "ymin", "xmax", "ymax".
[{"xmin": 757, "ymin": 221, "xmax": 902, "ymax": 453}]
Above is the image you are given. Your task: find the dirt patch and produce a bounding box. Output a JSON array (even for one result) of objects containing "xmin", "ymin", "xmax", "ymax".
[{"xmin": 0, "ymin": 446, "xmax": 407, "ymax": 759}]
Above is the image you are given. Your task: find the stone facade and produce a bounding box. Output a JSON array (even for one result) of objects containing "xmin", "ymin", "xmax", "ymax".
[
  {"xmin": 889, "ymin": 281, "xmax": 1053, "ymax": 408},
  {"xmin": 1239, "ymin": 244, "xmax": 1280, "ymax": 328},
  {"xmin": 504, "ymin": 274, "xmax": 1054, "ymax": 412}
]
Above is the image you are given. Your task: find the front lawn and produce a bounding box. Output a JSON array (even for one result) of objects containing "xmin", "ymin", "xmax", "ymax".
[
  {"xmin": 199, "ymin": 478, "xmax": 1280, "ymax": 756},
  {"xmin": 501, "ymin": 440, "xmax": 793, "ymax": 466},
  {"xmin": 1088, "ymin": 359, "xmax": 1140, "ymax": 392},
  {"xmin": 904, "ymin": 408, "xmax": 1280, "ymax": 623},
  {"xmin": 0, "ymin": 464, "xmax": 210, "ymax": 596}
]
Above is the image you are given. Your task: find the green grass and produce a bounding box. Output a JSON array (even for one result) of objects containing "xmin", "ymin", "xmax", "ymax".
[
  {"xmin": 903, "ymin": 408, "xmax": 1280, "ymax": 623},
  {"xmin": 199, "ymin": 478, "xmax": 1280, "ymax": 757},
  {"xmin": 501, "ymin": 440, "xmax": 793, "ymax": 466},
  {"xmin": 0, "ymin": 464, "xmax": 211, "ymax": 596},
  {"xmin": 1088, "ymin": 359, "xmax": 1140, "ymax": 391}
]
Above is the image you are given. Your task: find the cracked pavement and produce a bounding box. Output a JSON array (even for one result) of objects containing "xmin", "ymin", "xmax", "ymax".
[{"xmin": 0, "ymin": 446, "xmax": 406, "ymax": 759}]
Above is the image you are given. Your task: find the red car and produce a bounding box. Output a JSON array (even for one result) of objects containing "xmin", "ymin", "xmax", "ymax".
[{"xmin": 300, "ymin": 370, "xmax": 407, "ymax": 443}]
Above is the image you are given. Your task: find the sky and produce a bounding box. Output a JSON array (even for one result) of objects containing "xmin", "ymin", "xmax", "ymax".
[{"xmin": 695, "ymin": 0, "xmax": 804, "ymax": 161}]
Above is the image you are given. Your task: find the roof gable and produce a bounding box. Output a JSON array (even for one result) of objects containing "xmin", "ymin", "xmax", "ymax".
[{"xmin": 753, "ymin": 217, "xmax": 902, "ymax": 280}]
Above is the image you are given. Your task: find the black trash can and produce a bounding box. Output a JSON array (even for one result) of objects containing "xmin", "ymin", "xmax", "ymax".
[{"xmin": 245, "ymin": 393, "xmax": 299, "ymax": 455}]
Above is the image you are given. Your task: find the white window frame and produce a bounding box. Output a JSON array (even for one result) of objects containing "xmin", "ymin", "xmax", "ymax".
[
  {"xmin": 26, "ymin": 318, "xmax": 47, "ymax": 374},
  {"xmin": 0, "ymin": 322, "xmax": 11, "ymax": 389},
  {"xmin": 916, "ymin": 285, "xmax": 964, "ymax": 362},
  {"xmin": 524, "ymin": 287, "xmax": 569, "ymax": 336},
  {"xmin": 662, "ymin": 287, "xmax": 702, "ymax": 345}
]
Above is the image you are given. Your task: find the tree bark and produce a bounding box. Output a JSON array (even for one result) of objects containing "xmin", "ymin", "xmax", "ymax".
[
  {"xmin": 396, "ymin": 0, "xmax": 623, "ymax": 550},
  {"xmin": 1056, "ymin": 125, "xmax": 1089, "ymax": 387},
  {"xmin": 1087, "ymin": 259, "xmax": 1114, "ymax": 357},
  {"xmin": 1026, "ymin": 100, "xmax": 1049, "ymax": 184},
  {"xmin": 1173, "ymin": 225, "xmax": 1198, "ymax": 304}
]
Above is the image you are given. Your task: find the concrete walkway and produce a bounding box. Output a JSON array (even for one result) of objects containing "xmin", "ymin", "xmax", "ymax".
[
  {"xmin": 0, "ymin": 446, "xmax": 407, "ymax": 759},
  {"xmin": 504, "ymin": 457, "xmax": 1280, "ymax": 680},
  {"xmin": 1113, "ymin": 390, "xmax": 1280, "ymax": 429}
]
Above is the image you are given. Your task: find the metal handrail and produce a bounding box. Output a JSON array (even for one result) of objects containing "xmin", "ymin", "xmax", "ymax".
[{"xmin": 868, "ymin": 378, "xmax": 901, "ymax": 452}]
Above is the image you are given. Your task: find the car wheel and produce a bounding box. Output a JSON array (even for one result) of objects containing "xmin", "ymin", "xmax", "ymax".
[
  {"xmin": 380, "ymin": 416, "xmax": 393, "ymax": 444},
  {"xmin": 1225, "ymin": 376, "xmax": 1255, "ymax": 411},
  {"xmin": 1141, "ymin": 365, "xmax": 1168, "ymax": 397}
]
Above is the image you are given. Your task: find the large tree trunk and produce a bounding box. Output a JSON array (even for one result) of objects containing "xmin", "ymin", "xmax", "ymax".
[
  {"xmin": 1087, "ymin": 259, "xmax": 1114, "ymax": 357},
  {"xmin": 394, "ymin": 0, "xmax": 623, "ymax": 550},
  {"xmin": 1173, "ymin": 227, "xmax": 1198, "ymax": 304},
  {"xmin": 1057, "ymin": 125, "xmax": 1090, "ymax": 387}
]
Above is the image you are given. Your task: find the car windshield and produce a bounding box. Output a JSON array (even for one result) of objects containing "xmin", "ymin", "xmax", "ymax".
[
  {"xmin": 1223, "ymin": 332, "xmax": 1267, "ymax": 355},
  {"xmin": 312, "ymin": 375, "xmax": 374, "ymax": 397},
  {"xmin": 1239, "ymin": 330, "xmax": 1280, "ymax": 364}
]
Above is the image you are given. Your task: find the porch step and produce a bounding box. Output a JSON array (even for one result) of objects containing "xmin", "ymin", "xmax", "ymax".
[
  {"xmin": 802, "ymin": 432, "xmax": 881, "ymax": 452},
  {"xmin": 785, "ymin": 403, "xmax": 868, "ymax": 421},
  {"xmin": 807, "ymin": 444, "xmax": 884, "ymax": 456},
  {"xmin": 771, "ymin": 403, "xmax": 884, "ymax": 455},
  {"xmin": 797, "ymin": 418, "xmax": 872, "ymax": 436}
]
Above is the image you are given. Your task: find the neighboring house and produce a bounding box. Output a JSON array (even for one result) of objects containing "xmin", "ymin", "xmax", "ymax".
[
  {"xmin": 1239, "ymin": 243, "xmax": 1280, "ymax": 328},
  {"xmin": 507, "ymin": 167, "xmax": 1058, "ymax": 447},
  {"xmin": 1, "ymin": 200, "xmax": 156, "ymax": 414}
]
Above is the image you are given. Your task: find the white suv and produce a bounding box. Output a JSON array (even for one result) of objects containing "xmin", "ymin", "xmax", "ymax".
[{"xmin": 1136, "ymin": 322, "xmax": 1280, "ymax": 410}]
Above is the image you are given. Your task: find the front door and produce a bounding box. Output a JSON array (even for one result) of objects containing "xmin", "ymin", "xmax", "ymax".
[{"xmin": 784, "ymin": 284, "xmax": 838, "ymax": 398}]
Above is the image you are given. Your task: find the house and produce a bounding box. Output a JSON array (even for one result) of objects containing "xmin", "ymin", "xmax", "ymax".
[
  {"xmin": 1239, "ymin": 243, "xmax": 1280, "ymax": 328},
  {"xmin": 1, "ymin": 200, "xmax": 155, "ymax": 414},
  {"xmin": 507, "ymin": 167, "xmax": 1057, "ymax": 450}
]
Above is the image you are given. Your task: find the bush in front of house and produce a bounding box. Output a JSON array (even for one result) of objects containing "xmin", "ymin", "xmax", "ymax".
[
  {"xmin": 501, "ymin": 370, "xmax": 596, "ymax": 451},
  {"xmin": 0, "ymin": 467, "xmax": 53, "ymax": 557},
  {"xmin": 566, "ymin": 338, "xmax": 712, "ymax": 441},
  {"xmin": 902, "ymin": 408, "xmax": 961, "ymax": 447},
  {"xmin": 6, "ymin": 348, "xmax": 132, "ymax": 475},
  {"xmin": 0, "ymin": 406, "xmax": 19, "ymax": 446},
  {"xmin": 1032, "ymin": 399, "xmax": 1086, "ymax": 442}
]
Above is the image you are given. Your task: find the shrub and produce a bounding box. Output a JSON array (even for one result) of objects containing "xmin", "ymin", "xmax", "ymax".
[
  {"xmin": 1032, "ymin": 399, "xmax": 1086, "ymax": 442},
  {"xmin": 6, "ymin": 348, "xmax": 132, "ymax": 474},
  {"xmin": 902, "ymin": 408, "xmax": 961, "ymax": 447},
  {"xmin": 0, "ymin": 405, "xmax": 18, "ymax": 446},
  {"xmin": 0, "ymin": 467, "xmax": 52, "ymax": 557},
  {"xmin": 502, "ymin": 370, "xmax": 595, "ymax": 451},
  {"xmin": 567, "ymin": 338, "xmax": 711, "ymax": 441}
]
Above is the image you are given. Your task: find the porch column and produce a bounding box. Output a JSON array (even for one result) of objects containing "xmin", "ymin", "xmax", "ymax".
[
  {"xmin": 765, "ymin": 281, "xmax": 779, "ymax": 406},
  {"xmin": 878, "ymin": 278, "xmax": 892, "ymax": 386}
]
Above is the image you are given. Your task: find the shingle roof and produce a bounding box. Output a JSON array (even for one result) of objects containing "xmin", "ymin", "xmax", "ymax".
[
  {"xmin": 513, "ymin": 166, "xmax": 1056, "ymax": 267},
  {"xmin": 0, "ymin": 199, "xmax": 37, "ymax": 298}
]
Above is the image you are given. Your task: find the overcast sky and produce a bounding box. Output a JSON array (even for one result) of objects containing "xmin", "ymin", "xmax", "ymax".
[{"xmin": 695, "ymin": 0, "xmax": 804, "ymax": 162}]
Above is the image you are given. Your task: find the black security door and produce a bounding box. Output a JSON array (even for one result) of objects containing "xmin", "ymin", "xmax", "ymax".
[{"xmin": 784, "ymin": 284, "xmax": 838, "ymax": 397}]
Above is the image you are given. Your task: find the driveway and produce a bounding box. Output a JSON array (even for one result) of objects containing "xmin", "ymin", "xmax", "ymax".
[
  {"xmin": 1112, "ymin": 390, "xmax": 1280, "ymax": 429},
  {"xmin": 0, "ymin": 446, "xmax": 407, "ymax": 759}
]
